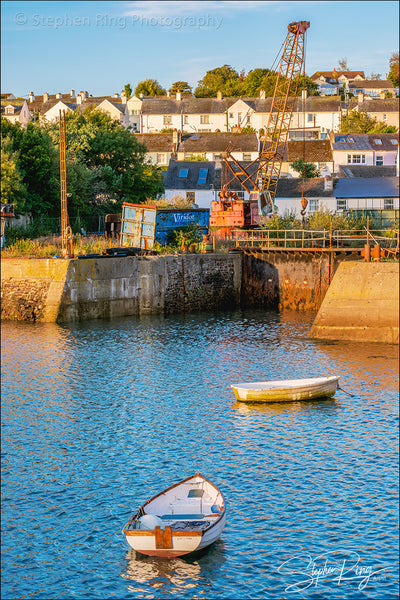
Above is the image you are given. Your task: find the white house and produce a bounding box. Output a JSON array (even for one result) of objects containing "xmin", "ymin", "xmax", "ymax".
[{"xmin": 331, "ymin": 133, "xmax": 399, "ymax": 171}]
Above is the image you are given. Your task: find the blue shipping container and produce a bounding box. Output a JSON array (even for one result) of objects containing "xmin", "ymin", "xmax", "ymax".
[{"xmin": 120, "ymin": 203, "xmax": 210, "ymax": 249}]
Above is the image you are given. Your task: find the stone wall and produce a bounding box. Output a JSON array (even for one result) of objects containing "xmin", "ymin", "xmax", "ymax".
[
  {"xmin": 309, "ymin": 262, "xmax": 399, "ymax": 344},
  {"xmin": 1, "ymin": 253, "xmax": 242, "ymax": 323},
  {"xmin": 241, "ymin": 250, "xmax": 359, "ymax": 311}
]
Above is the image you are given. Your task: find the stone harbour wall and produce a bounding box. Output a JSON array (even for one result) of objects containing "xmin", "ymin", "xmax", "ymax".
[
  {"xmin": 1, "ymin": 253, "xmax": 242, "ymax": 323},
  {"xmin": 309, "ymin": 262, "xmax": 399, "ymax": 344}
]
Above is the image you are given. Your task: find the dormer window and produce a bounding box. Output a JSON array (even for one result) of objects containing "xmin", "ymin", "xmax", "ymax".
[
  {"xmin": 179, "ymin": 168, "xmax": 188, "ymax": 178},
  {"xmin": 348, "ymin": 137, "xmax": 354, "ymax": 143},
  {"xmin": 374, "ymin": 139, "xmax": 382, "ymax": 145},
  {"xmin": 391, "ymin": 139, "xmax": 398, "ymax": 145},
  {"xmin": 339, "ymin": 137, "xmax": 346, "ymax": 143}
]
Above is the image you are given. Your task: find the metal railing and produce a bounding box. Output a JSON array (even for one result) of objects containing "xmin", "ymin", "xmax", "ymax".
[{"xmin": 226, "ymin": 228, "xmax": 400, "ymax": 253}]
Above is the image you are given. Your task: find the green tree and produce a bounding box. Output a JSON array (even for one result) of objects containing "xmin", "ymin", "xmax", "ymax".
[
  {"xmin": 1, "ymin": 136, "xmax": 27, "ymax": 211},
  {"xmin": 124, "ymin": 83, "xmax": 132, "ymax": 99},
  {"xmin": 194, "ymin": 65, "xmax": 243, "ymax": 97},
  {"xmin": 340, "ymin": 109, "xmax": 397, "ymax": 133},
  {"xmin": 242, "ymin": 68, "xmax": 270, "ymax": 96},
  {"xmin": 290, "ymin": 159, "xmax": 320, "ymax": 178},
  {"xmin": 169, "ymin": 81, "xmax": 192, "ymax": 95},
  {"xmin": 44, "ymin": 107, "xmax": 164, "ymax": 213},
  {"xmin": 388, "ymin": 51, "xmax": 399, "ymax": 87},
  {"xmin": 134, "ymin": 79, "xmax": 166, "ymax": 96}
]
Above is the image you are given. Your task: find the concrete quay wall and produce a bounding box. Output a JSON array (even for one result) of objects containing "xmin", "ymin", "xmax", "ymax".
[
  {"xmin": 309, "ymin": 262, "xmax": 399, "ymax": 344},
  {"xmin": 1, "ymin": 254, "xmax": 242, "ymax": 323}
]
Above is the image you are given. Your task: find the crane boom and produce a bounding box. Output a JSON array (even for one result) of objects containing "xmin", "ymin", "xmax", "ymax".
[{"xmin": 211, "ymin": 20, "xmax": 310, "ymax": 229}]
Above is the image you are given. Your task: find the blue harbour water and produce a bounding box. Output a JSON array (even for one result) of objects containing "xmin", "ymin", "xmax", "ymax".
[{"xmin": 1, "ymin": 309, "xmax": 399, "ymax": 600}]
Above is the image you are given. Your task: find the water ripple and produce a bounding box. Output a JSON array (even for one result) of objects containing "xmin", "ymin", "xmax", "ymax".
[{"xmin": 1, "ymin": 310, "xmax": 399, "ymax": 599}]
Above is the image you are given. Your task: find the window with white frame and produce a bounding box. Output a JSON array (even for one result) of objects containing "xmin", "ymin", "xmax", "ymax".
[
  {"xmin": 336, "ymin": 199, "xmax": 347, "ymax": 211},
  {"xmin": 307, "ymin": 113, "xmax": 313, "ymax": 123},
  {"xmin": 383, "ymin": 114, "xmax": 387, "ymax": 121},
  {"xmin": 157, "ymin": 153, "xmax": 167, "ymax": 164},
  {"xmin": 183, "ymin": 115, "xmax": 188, "ymax": 124},
  {"xmin": 163, "ymin": 115, "xmax": 172, "ymax": 125},
  {"xmin": 186, "ymin": 191, "xmax": 195, "ymax": 203},
  {"xmin": 376, "ymin": 155, "xmax": 384, "ymax": 166},
  {"xmin": 200, "ymin": 115, "xmax": 209, "ymax": 124},
  {"xmin": 229, "ymin": 112, "xmax": 233, "ymax": 119},
  {"xmin": 308, "ymin": 198, "xmax": 320, "ymax": 212},
  {"xmin": 384, "ymin": 198, "xmax": 394, "ymax": 209},
  {"xmin": 347, "ymin": 154, "xmax": 366, "ymax": 164},
  {"xmin": 243, "ymin": 153, "xmax": 252, "ymax": 161}
]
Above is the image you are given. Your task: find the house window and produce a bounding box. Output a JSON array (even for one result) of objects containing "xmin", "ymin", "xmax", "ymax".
[
  {"xmin": 307, "ymin": 113, "xmax": 313, "ymax": 123},
  {"xmin": 318, "ymin": 162, "xmax": 327, "ymax": 170},
  {"xmin": 391, "ymin": 139, "xmax": 398, "ymax": 145},
  {"xmin": 5, "ymin": 107, "xmax": 13, "ymax": 114},
  {"xmin": 348, "ymin": 137, "xmax": 354, "ymax": 143},
  {"xmin": 163, "ymin": 115, "xmax": 172, "ymax": 125},
  {"xmin": 374, "ymin": 139, "xmax": 382, "ymax": 145},
  {"xmin": 339, "ymin": 137, "xmax": 346, "ymax": 143},
  {"xmin": 214, "ymin": 153, "xmax": 222, "ymax": 160},
  {"xmin": 183, "ymin": 115, "xmax": 188, "ymax": 124},
  {"xmin": 129, "ymin": 109, "xmax": 140, "ymax": 115},
  {"xmin": 336, "ymin": 199, "xmax": 347, "ymax": 211},
  {"xmin": 200, "ymin": 115, "xmax": 209, "ymax": 124},
  {"xmin": 376, "ymin": 155, "xmax": 384, "ymax": 166},
  {"xmin": 246, "ymin": 115, "xmax": 251, "ymax": 124},
  {"xmin": 243, "ymin": 153, "xmax": 252, "ymax": 161},
  {"xmin": 179, "ymin": 168, "xmax": 188, "ymax": 178},
  {"xmin": 186, "ymin": 191, "xmax": 195, "ymax": 203},
  {"xmin": 384, "ymin": 198, "xmax": 394, "ymax": 209},
  {"xmin": 237, "ymin": 113, "xmax": 242, "ymax": 123},
  {"xmin": 347, "ymin": 154, "xmax": 365, "ymax": 164},
  {"xmin": 198, "ymin": 168, "xmax": 208, "ymax": 184},
  {"xmin": 383, "ymin": 114, "xmax": 387, "ymax": 121},
  {"xmin": 308, "ymin": 199, "xmax": 320, "ymax": 212},
  {"xmin": 157, "ymin": 153, "xmax": 166, "ymax": 164}
]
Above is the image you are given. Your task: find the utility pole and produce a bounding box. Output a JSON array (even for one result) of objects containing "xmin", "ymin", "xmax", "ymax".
[{"xmin": 59, "ymin": 110, "xmax": 73, "ymax": 257}]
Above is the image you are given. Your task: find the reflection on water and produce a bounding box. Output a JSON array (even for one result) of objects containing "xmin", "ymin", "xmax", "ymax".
[
  {"xmin": 122, "ymin": 540, "xmax": 226, "ymax": 593},
  {"xmin": 1, "ymin": 310, "xmax": 399, "ymax": 600}
]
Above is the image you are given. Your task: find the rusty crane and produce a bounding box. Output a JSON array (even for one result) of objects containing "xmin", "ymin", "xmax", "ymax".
[{"xmin": 210, "ymin": 20, "xmax": 310, "ymax": 234}]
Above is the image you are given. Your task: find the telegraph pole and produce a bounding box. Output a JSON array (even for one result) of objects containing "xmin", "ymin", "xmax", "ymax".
[{"xmin": 59, "ymin": 110, "xmax": 72, "ymax": 257}]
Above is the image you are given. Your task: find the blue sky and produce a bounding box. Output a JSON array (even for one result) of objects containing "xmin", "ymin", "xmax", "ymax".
[{"xmin": 1, "ymin": 1, "xmax": 399, "ymax": 98}]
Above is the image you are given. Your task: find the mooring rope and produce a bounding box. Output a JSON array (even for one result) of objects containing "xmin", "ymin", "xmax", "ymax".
[{"xmin": 338, "ymin": 386, "xmax": 355, "ymax": 397}]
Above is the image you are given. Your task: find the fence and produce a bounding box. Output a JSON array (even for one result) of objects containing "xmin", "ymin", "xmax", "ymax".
[{"xmin": 224, "ymin": 228, "xmax": 400, "ymax": 254}]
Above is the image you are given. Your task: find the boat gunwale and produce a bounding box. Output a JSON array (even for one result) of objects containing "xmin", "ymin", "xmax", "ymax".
[
  {"xmin": 123, "ymin": 473, "xmax": 226, "ymax": 535},
  {"xmin": 231, "ymin": 376, "xmax": 339, "ymax": 392}
]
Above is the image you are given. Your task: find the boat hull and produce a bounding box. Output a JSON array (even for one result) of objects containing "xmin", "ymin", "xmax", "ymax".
[
  {"xmin": 231, "ymin": 376, "xmax": 339, "ymax": 403},
  {"xmin": 123, "ymin": 474, "xmax": 226, "ymax": 558}
]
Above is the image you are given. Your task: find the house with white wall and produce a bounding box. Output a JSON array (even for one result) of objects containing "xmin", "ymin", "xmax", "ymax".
[
  {"xmin": 134, "ymin": 132, "xmax": 176, "ymax": 166},
  {"xmin": 347, "ymin": 97, "xmax": 400, "ymax": 130},
  {"xmin": 347, "ymin": 80, "xmax": 395, "ymax": 98},
  {"xmin": 163, "ymin": 160, "xmax": 216, "ymax": 208},
  {"xmin": 1, "ymin": 100, "xmax": 31, "ymax": 125},
  {"xmin": 280, "ymin": 139, "xmax": 334, "ymax": 177},
  {"xmin": 331, "ymin": 133, "xmax": 399, "ymax": 171}
]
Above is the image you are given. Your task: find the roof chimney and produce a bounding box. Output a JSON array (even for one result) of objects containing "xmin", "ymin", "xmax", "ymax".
[
  {"xmin": 76, "ymin": 94, "xmax": 82, "ymax": 105},
  {"xmin": 43, "ymin": 92, "xmax": 49, "ymax": 103},
  {"xmin": 70, "ymin": 89, "xmax": 75, "ymax": 98},
  {"xmin": 167, "ymin": 90, "xmax": 171, "ymax": 97},
  {"xmin": 301, "ymin": 89, "xmax": 307, "ymax": 101},
  {"xmin": 121, "ymin": 91, "xmax": 127, "ymax": 104},
  {"xmin": 259, "ymin": 89, "xmax": 266, "ymax": 100},
  {"xmin": 139, "ymin": 93, "xmax": 144, "ymax": 98},
  {"xmin": 217, "ymin": 90, "xmax": 223, "ymax": 100},
  {"xmin": 176, "ymin": 92, "xmax": 181, "ymax": 101},
  {"xmin": 324, "ymin": 176, "xmax": 333, "ymax": 191},
  {"xmin": 29, "ymin": 92, "xmax": 35, "ymax": 102},
  {"xmin": 56, "ymin": 93, "xmax": 62, "ymax": 99},
  {"xmin": 113, "ymin": 93, "xmax": 119, "ymax": 98},
  {"xmin": 358, "ymin": 91, "xmax": 364, "ymax": 104}
]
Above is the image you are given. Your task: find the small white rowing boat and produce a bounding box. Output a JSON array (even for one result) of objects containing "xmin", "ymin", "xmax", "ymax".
[
  {"xmin": 231, "ymin": 375, "xmax": 339, "ymax": 403},
  {"xmin": 123, "ymin": 473, "xmax": 226, "ymax": 558}
]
